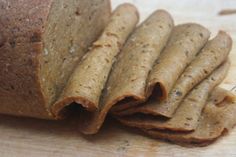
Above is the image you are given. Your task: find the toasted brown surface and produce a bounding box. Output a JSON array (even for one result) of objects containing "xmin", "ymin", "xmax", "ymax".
[
  {"xmin": 143, "ymin": 88, "xmax": 236, "ymax": 146},
  {"xmin": 115, "ymin": 60, "xmax": 230, "ymax": 132},
  {"xmin": 79, "ymin": 10, "xmax": 174, "ymax": 134},
  {"xmin": 135, "ymin": 31, "xmax": 232, "ymax": 118},
  {"xmin": 0, "ymin": 0, "xmax": 111, "ymax": 118},
  {"xmin": 52, "ymin": 4, "xmax": 139, "ymax": 116}
]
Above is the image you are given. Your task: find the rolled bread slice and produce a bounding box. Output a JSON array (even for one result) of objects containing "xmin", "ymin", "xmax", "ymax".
[
  {"xmin": 115, "ymin": 60, "xmax": 230, "ymax": 132},
  {"xmin": 146, "ymin": 23, "xmax": 210, "ymax": 100},
  {"xmin": 112, "ymin": 23, "xmax": 210, "ymax": 112},
  {"xmin": 52, "ymin": 3, "xmax": 139, "ymax": 116},
  {"xmin": 130, "ymin": 31, "xmax": 232, "ymax": 118},
  {"xmin": 79, "ymin": 10, "xmax": 174, "ymax": 134},
  {"xmin": 0, "ymin": 0, "xmax": 111, "ymax": 118},
  {"xmin": 143, "ymin": 88, "xmax": 236, "ymax": 146}
]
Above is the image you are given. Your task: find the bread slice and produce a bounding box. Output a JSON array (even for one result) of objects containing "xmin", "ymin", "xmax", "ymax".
[
  {"xmin": 52, "ymin": 3, "xmax": 139, "ymax": 116},
  {"xmin": 136, "ymin": 31, "xmax": 232, "ymax": 118},
  {"xmin": 143, "ymin": 88, "xmax": 236, "ymax": 146},
  {"xmin": 0, "ymin": 0, "xmax": 111, "ymax": 119},
  {"xmin": 146, "ymin": 23, "xmax": 210, "ymax": 100},
  {"xmin": 112, "ymin": 23, "xmax": 210, "ymax": 112},
  {"xmin": 115, "ymin": 60, "xmax": 230, "ymax": 132},
  {"xmin": 79, "ymin": 10, "xmax": 174, "ymax": 134}
]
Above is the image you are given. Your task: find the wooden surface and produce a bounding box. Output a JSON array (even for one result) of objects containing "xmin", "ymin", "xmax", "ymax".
[{"xmin": 1, "ymin": 0, "xmax": 236, "ymax": 156}]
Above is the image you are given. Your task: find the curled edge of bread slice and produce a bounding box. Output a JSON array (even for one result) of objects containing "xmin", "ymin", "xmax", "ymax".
[
  {"xmin": 79, "ymin": 9, "xmax": 174, "ymax": 134},
  {"xmin": 143, "ymin": 87, "xmax": 236, "ymax": 147},
  {"xmin": 128, "ymin": 31, "xmax": 232, "ymax": 118},
  {"xmin": 146, "ymin": 23, "xmax": 210, "ymax": 100},
  {"xmin": 50, "ymin": 3, "xmax": 139, "ymax": 116},
  {"xmin": 112, "ymin": 23, "xmax": 211, "ymax": 112},
  {"xmin": 115, "ymin": 59, "xmax": 230, "ymax": 132}
]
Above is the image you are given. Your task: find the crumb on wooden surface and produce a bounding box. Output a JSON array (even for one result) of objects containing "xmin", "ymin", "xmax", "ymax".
[{"xmin": 218, "ymin": 9, "xmax": 236, "ymax": 15}]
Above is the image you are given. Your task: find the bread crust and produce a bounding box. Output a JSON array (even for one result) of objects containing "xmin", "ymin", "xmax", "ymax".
[{"xmin": 0, "ymin": 0, "xmax": 111, "ymax": 119}]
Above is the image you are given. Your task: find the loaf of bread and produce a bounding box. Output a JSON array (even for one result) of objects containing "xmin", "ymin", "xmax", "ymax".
[
  {"xmin": 0, "ymin": 0, "xmax": 111, "ymax": 119},
  {"xmin": 0, "ymin": 1, "xmax": 235, "ymax": 147}
]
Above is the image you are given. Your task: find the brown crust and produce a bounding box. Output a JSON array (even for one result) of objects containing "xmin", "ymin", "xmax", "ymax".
[
  {"xmin": 0, "ymin": 0, "xmax": 54, "ymax": 118},
  {"xmin": 0, "ymin": 0, "xmax": 111, "ymax": 119}
]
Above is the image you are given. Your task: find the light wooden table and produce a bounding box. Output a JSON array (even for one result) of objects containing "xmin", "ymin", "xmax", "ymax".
[{"xmin": 1, "ymin": 0, "xmax": 236, "ymax": 156}]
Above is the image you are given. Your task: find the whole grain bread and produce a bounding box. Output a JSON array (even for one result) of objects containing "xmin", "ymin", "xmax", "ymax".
[
  {"xmin": 0, "ymin": 0, "xmax": 111, "ymax": 119},
  {"xmin": 0, "ymin": 3, "xmax": 235, "ymax": 147}
]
